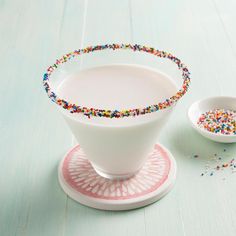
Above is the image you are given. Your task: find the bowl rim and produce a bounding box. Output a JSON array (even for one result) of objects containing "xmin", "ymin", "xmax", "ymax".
[
  {"xmin": 188, "ymin": 96, "xmax": 236, "ymax": 138},
  {"xmin": 43, "ymin": 43, "xmax": 191, "ymax": 119}
]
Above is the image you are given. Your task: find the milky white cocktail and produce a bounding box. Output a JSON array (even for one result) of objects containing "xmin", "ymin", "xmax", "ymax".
[
  {"xmin": 43, "ymin": 44, "xmax": 190, "ymax": 182},
  {"xmin": 43, "ymin": 44, "xmax": 190, "ymax": 209},
  {"xmin": 56, "ymin": 64, "xmax": 177, "ymax": 179}
]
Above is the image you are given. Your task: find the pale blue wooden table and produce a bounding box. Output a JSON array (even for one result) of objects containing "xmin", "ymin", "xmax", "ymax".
[{"xmin": 1, "ymin": 0, "xmax": 236, "ymax": 235}]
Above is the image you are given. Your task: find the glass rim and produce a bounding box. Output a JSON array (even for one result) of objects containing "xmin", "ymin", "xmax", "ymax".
[{"xmin": 43, "ymin": 43, "xmax": 191, "ymax": 119}]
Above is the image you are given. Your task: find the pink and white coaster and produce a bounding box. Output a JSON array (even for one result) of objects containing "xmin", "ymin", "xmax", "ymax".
[{"xmin": 58, "ymin": 143, "xmax": 176, "ymax": 210}]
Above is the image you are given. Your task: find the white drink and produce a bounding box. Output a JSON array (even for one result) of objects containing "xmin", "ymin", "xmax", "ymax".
[
  {"xmin": 57, "ymin": 64, "xmax": 177, "ymax": 126},
  {"xmin": 56, "ymin": 64, "xmax": 177, "ymax": 179},
  {"xmin": 58, "ymin": 64, "xmax": 177, "ymax": 109}
]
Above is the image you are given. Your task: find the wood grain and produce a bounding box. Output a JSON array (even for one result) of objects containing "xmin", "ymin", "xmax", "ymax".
[{"xmin": 0, "ymin": 0, "xmax": 236, "ymax": 235}]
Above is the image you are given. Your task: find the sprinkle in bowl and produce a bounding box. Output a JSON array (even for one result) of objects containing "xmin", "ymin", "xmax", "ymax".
[{"xmin": 188, "ymin": 96, "xmax": 236, "ymax": 143}]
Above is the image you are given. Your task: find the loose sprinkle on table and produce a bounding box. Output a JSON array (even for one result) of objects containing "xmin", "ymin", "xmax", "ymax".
[
  {"xmin": 204, "ymin": 158, "xmax": 236, "ymax": 177},
  {"xmin": 193, "ymin": 150, "xmax": 236, "ymax": 179},
  {"xmin": 197, "ymin": 109, "xmax": 236, "ymax": 135}
]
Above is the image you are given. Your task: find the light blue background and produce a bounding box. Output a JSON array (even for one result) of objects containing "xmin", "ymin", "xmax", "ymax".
[{"xmin": 0, "ymin": 0, "xmax": 236, "ymax": 235}]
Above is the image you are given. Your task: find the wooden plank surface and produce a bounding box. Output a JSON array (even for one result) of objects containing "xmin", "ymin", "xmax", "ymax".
[{"xmin": 0, "ymin": 0, "xmax": 236, "ymax": 235}]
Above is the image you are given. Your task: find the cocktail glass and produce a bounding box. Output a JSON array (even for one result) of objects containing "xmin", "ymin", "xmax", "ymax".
[{"xmin": 43, "ymin": 44, "xmax": 190, "ymax": 209}]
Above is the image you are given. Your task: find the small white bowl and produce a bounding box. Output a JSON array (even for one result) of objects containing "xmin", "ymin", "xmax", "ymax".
[{"xmin": 188, "ymin": 96, "xmax": 236, "ymax": 143}]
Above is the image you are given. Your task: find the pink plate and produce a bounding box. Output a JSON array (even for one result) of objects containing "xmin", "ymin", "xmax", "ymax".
[{"xmin": 58, "ymin": 143, "xmax": 176, "ymax": 210}]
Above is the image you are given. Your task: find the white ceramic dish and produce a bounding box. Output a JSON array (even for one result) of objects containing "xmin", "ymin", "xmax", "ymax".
[{"xmin": 188, "ymin": 96, "xmax": 236, "ymax": 143}]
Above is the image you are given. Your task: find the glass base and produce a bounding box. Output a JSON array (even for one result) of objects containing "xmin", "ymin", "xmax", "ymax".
[{"xmin": 91, "ymin": 163, "xmax": 139, "ymax": 180}]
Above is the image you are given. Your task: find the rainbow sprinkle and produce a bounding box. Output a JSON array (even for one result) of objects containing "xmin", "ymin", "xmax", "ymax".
[
  {"xmin": 193, "ymin": 150, "xmax": 236, "ymax": 179},
  {"xmin": 197, "ymin": 109, "xmax": 236, "ymax": 135},
  {"xmin": 43, "ymin": 44, "xmax": 191, "ymax": 118}
]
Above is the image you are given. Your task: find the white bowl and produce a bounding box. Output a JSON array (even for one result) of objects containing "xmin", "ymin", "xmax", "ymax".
[{"xmin": 188, "ymin": 96, "xmax": 236, "ymax": 143}]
